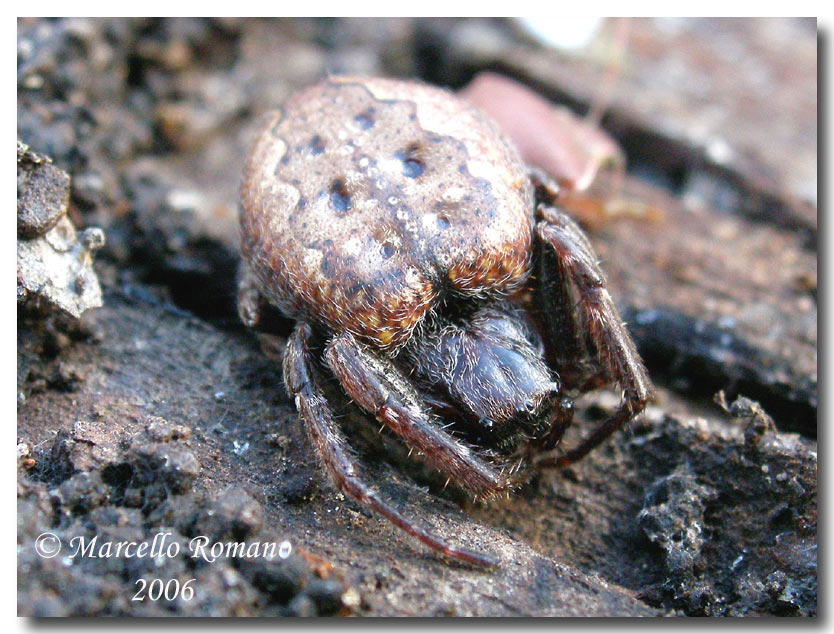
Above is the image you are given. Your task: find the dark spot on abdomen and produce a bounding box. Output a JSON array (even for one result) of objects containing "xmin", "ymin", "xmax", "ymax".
[
  {"xmin": 329, "ymin": 179, "xmax": 351, "ymax": 213},
  {"xmin": 396, "ymin": 143, "xmax": 426, "ymax": 178},
  {"xmin": 309, "ymin": 135, "xmax": 326, "ymax": 155},
  {"xmin": 402, "ymin": 158, "xmax": 424, "ymax": 178},
  {"xmin": 320, "ymin": 254, "xmax": 334, "ymax": 277},
  {"xmin": 354, "ymin": 108, "xmax": 376, "ymax": 129}
]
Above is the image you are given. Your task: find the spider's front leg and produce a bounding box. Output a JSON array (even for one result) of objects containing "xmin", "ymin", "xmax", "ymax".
[
  {"xmin": 533, "ymin": 204, "xmax": 654, "ymax": 468},
  {"xmin": 283, "ymin": 323, "xmax": 496, "ymax": 567},
  {"xmin": 325, "ymin": 332, "xmax": 514, "ymax": 500}
]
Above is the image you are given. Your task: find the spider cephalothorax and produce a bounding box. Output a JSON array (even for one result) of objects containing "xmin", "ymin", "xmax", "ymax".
[{"xmin": 239, "ymin": 76, "xmax": 652, "ymax": 566}]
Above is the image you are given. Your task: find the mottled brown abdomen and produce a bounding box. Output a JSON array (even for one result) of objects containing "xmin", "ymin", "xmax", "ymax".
[{"xmin": 240, "ymin": 77, "xmax": 534, "ymax": 351}]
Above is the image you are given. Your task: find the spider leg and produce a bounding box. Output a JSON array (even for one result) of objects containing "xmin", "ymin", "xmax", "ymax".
[
  {"xmin": 325, "ymin": 331, "xmax": 515, "ymax": 500},
  {"xmin": 531, "ymin": 215, "xmax": 592, "ymax": 387},
  {"xmin": 533, "ymin": 205, "xmax": 653, "ymax": 468},
  {"xmin": 528, "ymin": 165, "xmax": 561, "ymax": 205},
  {"xmin": 238, "ymin": 260, "xmax": 269, "ymax": 330},
  {"xmin": 284, "ymin": 323, "xmax": 496, "ymax": 568},
  {"xmin": 238, "ymin": 260, "xmax": 291, "ymax": 349}
]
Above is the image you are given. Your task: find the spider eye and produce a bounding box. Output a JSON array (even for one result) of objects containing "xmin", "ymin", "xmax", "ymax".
[{"xmin": 518, "ymin": 399, "xmax": 537, "ymax": 415}]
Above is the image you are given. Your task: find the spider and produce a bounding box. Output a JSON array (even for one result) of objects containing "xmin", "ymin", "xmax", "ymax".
[{"xmin": 238, "ymin": 76, "xmax": 652, "ymax": 567}]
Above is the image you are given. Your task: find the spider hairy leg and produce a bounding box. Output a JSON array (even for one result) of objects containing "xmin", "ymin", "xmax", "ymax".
[
  {"xmin": 533, "ymin": 206, "xmax": 653, "ymax": 467},
  {"xmin": 283, "ymin": 323, "xmax": 497, "ymax": 568},
  {"xmin": 325, "ymin": 331, "xmax": 514, "ymax": 500}
]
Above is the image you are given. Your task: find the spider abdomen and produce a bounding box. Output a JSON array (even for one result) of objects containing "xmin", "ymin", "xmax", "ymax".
[{"xmin": 240, "ymin": 77, "xmax": 535, "ymax": 351}]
